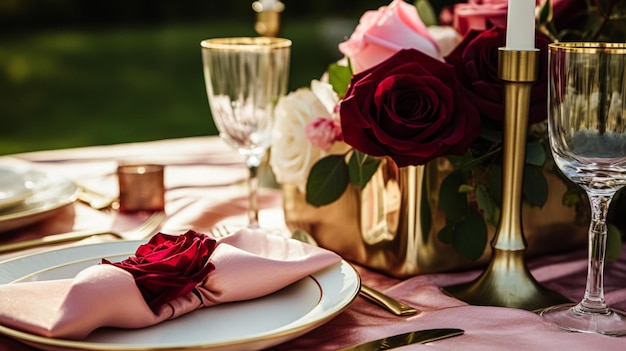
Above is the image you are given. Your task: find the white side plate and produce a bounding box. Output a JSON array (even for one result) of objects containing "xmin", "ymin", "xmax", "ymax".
[
  {"xmin": 0, "ymin": 166, "xmax": 36, "ymax": 210},
  {"xmin": 0, "ymin": 167, "xmax": 78, "ymax": 232}
]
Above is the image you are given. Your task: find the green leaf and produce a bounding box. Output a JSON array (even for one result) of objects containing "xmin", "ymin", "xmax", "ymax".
[
  {"xmin": 450, "ymin": 147, "xmax": 501, "ymax": 172},
  {"xmin": 538, "ymin": 0, "xmax": 553, "ymax": 24},
  {"xmin": 476, "ymin": 184, "xmax": 496, "ymax": 223},
  {"xmin": 458, "ymin": 184, "xmax": 474, "ymax": 193},
  {"xmin": 348, "ymin": 151, "xmax": 381, "ymax": 188},
  {"xmin": 446, "ymin": 154, "xmax": 473, "ymax": 170},
  {"xmin": 451, "ymin": 211, "xmax": 488, "ymax": 261},
  {"xmin": 438, "ymin": 223, "xmax": 455, "ymax": 244},
  {"xmin": 526, "ymin": 142, "xmax": 546, "ymax": 166},
  {"xmin": 607, "ymin": 224, "xmax": 623, "ymax": 262},
  {"xmin": 562, "ymin": 189, "xmax": 581, "ymax": 206},
  {"xmin": 480, "ymin": 127, "xmax": 503, "ymax": 143},
  {"xmin": 439, "ymin": 172, "xmax": 468, "ymax": 222},
  {"xmin": 306, "ymin": 155, "xmax": 350, "ymax": 207},
  {"xmin": 414, "ymin": 0, "xmax": 437, "ymax": 26},
  {"xmin": 327, "ymin": 63, "xmax": 352, "ymax": 99},
  {"xmin": 486, "ymin": 165, "xmax": 502, "ymax": 206},
  {"xmin": 523, "ymin": 166, "xmax": 549, "ymax": 207}
]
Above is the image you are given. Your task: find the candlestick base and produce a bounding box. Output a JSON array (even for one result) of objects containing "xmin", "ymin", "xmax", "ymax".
[{"xmin": 442, "ymin": 248, "xmax": 570, "ymax": 311}]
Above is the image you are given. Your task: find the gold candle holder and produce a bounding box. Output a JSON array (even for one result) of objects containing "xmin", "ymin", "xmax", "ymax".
[
  {"xmin": 442, "ymin": 49, "xmax": 570, "ymax": 311},
  {"xmin": 252, "ymin": 0, "xmax": 284, "ymax": 37}
]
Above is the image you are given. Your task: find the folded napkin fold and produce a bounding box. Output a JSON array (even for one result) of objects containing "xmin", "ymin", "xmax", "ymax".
[{"xmin": 0, "ymin": 229, "xmax": 341, "ymax": 340}]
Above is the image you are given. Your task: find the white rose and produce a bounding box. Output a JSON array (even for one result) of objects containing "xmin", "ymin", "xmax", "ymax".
[{"xmin": 270, "ymin": 82, "xmax": 348, "ymax": 191}]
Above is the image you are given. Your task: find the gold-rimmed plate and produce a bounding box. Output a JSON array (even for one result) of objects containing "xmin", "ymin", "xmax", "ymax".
[
  {"xmin": 0, "ymin": 240, "xmax": 360, "ymax": 351},
  {"xmin": 0, "ymin": 167, "xmax": 79, "ymax": 232},
  {"xmin": 0, "ymin": 165, "xmax": 36, "ymax": 211}
]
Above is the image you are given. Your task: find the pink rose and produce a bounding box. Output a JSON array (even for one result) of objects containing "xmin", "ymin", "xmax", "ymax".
[
  {"xmin": 338, "ymin": 0, "xmax": 440, "ymax": 73},
  {"xmin": 306, "ymin": 117, "xmax": 343, "ymax": 151},
  {"xmin": 452, "ymin": 0, "xmax": 509, "ymax": 35}
]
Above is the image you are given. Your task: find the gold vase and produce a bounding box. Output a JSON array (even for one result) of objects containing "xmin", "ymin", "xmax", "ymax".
[{"xmin": 283, "ymin": 157, "xmax": 588, "ymax": 278}]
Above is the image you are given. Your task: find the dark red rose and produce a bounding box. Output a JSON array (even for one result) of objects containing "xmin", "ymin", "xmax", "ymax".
[
  {"xmin": 444, "ymin": 26, "xmax": 551, "ymax": 124},
  {"xmin": 339, "ymin": 48, "xmax": 481, "ymax": 167},
  {"xmin": 103, "ymin": 230, "xmax": 217, "ymax": 311}
]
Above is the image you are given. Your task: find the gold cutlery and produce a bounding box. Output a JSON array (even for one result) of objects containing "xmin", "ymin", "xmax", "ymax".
[
  {"xmin": 358, "ymin": 284, "xmax": 417, "ymax": 317},
  {"xmin": 291, "ymin": 229, "xmax": 418, "ymax": 316},
  {"xmin": 77, "ymin": 186, "xmax": 119, "ymax": 211},
  {"xmin": 338, "ymin": 328, "xmax": 464, "ymax": 351},
  {"xmin": 0, "ymin": 212, "xmax": 165, "ymax": 253}
]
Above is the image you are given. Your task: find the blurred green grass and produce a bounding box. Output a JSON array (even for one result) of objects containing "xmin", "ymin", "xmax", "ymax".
[{"xmin": 0, "ymin": 18, "xmax": 350, "ymax": 155}]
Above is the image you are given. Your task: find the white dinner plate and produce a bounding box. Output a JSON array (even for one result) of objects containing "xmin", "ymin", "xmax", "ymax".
[
  {"xmin": 0, "ymin": 167, "xmax": 79, "ymax": 232},
  {"xmin": 0, "ymin": 165, "xmax": 36, "ymax": 210},
  {"xmin": 0, "ymin": 240, "xmax": 361, "ymax": 351}
]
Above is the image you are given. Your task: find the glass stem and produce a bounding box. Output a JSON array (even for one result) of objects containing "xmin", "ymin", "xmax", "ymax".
[
  {"xmin": 579, "ymin": 193, "xmax": 613, "ymax": 313},
  {"xmin": 246, "ymin": 155, "xmax": 261, "ymax": 228}
]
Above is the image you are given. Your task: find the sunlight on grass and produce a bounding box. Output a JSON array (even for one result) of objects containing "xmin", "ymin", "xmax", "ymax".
[{"xmin": 0, "ymin": 18, "xmax": 348, "ymax": 155}]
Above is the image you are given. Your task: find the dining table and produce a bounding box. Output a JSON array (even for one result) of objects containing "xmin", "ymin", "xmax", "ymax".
[{"xmin": 0, "ymin": 135, "xmax": 625, "ymax": 351}]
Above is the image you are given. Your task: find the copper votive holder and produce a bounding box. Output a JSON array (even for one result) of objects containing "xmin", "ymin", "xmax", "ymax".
[{"xmin": 117, "ymin": 164, "xmax": 165, "ymax": 214}]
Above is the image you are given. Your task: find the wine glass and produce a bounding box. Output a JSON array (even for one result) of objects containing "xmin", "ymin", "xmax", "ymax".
[
  {"xmin": 201, "ymin": 37, "xmax": 291, "ymax": 229},
  {"xmin": 540, "ymin": 42, "xmax": 626, "ymax": 335}
]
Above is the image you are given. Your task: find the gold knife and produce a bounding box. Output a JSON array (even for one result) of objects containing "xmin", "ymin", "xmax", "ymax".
[{"xmin": 338, "ymin": 328, "xmax": 464, "ymax": 351}]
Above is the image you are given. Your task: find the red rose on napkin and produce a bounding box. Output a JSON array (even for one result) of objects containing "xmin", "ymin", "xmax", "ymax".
[
  {"xmin": 103, "ymin": 230, "xmax": 217, "ymax": 311},
  {"xmin": 444, "ymin": 26, "xmax": 551, "ymax": 125},
  {"xmin": 339, "ymin": 48, "xmax": 481, "ymax": 167}
]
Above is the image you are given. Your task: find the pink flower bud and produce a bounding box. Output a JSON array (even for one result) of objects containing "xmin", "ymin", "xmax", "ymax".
[{"xmin": 305, "ymin": 118, "xmax": 343, "ymax": 151}]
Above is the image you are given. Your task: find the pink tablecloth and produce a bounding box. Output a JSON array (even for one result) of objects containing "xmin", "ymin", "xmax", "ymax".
[{"xmin": 0, "ymin": 136, "xmax": 625, "ymax": 350}]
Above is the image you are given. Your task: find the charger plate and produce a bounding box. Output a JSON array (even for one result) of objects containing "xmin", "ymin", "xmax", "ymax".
[{"xmin": 0, "ymin": 240, "xmax": 360, "ymax": 351}]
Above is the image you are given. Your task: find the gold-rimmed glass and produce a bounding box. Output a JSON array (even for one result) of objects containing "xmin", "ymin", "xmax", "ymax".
[
  {"xmin": 539, "ymin": 41, "xmax": 626, "ymax": 335},
  {"xmin": 201, "ymin": 37, "xmax": 291, "ymax": 228}
]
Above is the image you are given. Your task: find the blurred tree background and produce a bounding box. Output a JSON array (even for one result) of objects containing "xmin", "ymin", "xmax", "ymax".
[{"xmin": 0, "ymin": 0, "xmax": 453, "ymax": 155}]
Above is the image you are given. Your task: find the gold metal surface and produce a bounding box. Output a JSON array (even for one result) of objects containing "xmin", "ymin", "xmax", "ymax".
[
  {"xmin": 337, "ymin": 328, "xmax": 464, "ymax": 351},
  {"xmin": 77, "ymin": 187, "xmax": 119, "ymax": 211},
  {"xmin": 252, "ymin": 1, "xmax": 284, "ymax": 37},
  {"xmin": 442, "ymin": 49, "xmax": 570, "ymax": 310},
  {"xmin": 0, "ymin": 212, "xmax": 165, "ymax": 253},
  {"xmin": 358, "ymin": 282, "xmax": 418, "ymax": 316},
  {"xmin": 443, "ymin": 249, "xmax": 569, "ymax": 311},
  {"xmin": 283, "ymin": 157, "xmax": 587, "ymax": 278}
]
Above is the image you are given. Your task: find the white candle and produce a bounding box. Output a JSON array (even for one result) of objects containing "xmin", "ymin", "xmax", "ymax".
[{"xmin": 505, "ymin": 0, "xmax": 536, "ymax": 50}]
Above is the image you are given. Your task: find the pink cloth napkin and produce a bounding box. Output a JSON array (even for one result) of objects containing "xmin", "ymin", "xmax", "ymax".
[{"xmin": 0, "ymin": 229, "xmax": 341, "ymax": 340}]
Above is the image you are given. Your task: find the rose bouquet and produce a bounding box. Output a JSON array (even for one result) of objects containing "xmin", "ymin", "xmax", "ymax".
[{"xmin": 270, "ymin": 0, "xmax": 626, "ymax": 262}]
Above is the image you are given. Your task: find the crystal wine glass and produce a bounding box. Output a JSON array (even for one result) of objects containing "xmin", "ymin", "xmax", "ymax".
[
  {"xmin": 540, "ymin": 42, "xmax": 626, "ymax": 335},
  {"xmin": 201, "ymin": 37, "xmax": 291, "ymax": 228}
]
